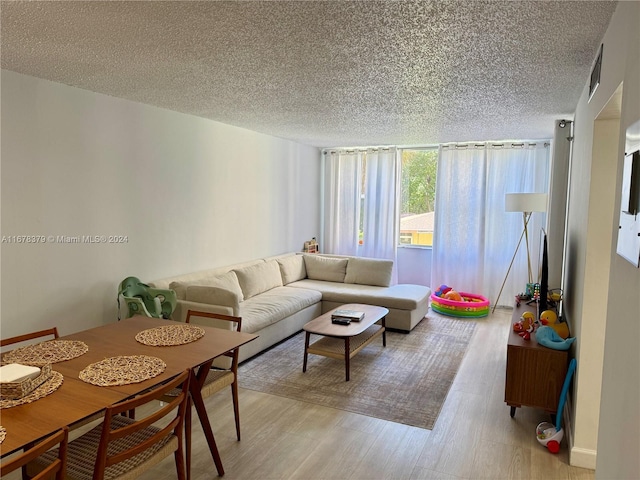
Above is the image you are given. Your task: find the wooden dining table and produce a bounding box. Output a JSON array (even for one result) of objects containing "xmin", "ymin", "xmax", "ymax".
[{"xmin": 0, "ymin": 315, "xmax": 258, "ymax": 477}]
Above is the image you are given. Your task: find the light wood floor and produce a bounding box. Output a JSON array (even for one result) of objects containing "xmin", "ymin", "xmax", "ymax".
[
  {"xmin": 4, "ymin": 309, "xmax": 595, "ymax": 479},
  {"xmin": 138, "ymin": 308, "xmax": 594, "ymax": 480}
]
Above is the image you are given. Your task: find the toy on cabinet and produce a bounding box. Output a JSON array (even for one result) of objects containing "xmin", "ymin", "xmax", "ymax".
[
  {"xmin": 536, "ymin": 326, "xmax": 576, "ymax": 350},
  {"xmin": 513, "ymin": 311, "xmax": 536, "ymax": 340},
  {"xmin": 515, "ymin": 292, "xmax": 532, "ymax": 307},
  {"xmin": 539, "ymin": 309, "xmax": 570, "ymax": 339}
]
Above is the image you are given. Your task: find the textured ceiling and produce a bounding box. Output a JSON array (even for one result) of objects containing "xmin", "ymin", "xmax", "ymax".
[{"xmin": 1, "ymin": 1, "xmax": 617, "ymax": 148}]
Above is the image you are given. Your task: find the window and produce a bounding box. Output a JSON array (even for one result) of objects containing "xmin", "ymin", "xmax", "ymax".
[{"xmin": 399, "ymin": 148, "xmax": 438, "ymax": 247}]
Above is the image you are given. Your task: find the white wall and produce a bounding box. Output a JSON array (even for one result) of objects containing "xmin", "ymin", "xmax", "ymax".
[
  {"xmin": 563, "ymin": 1, "xmax": 640, "ymax": 475},
  {"xmin": 595, "ymin": 3, "xmax": 640, "ymax": 478},
  {"xmin": 1, "ymin": 70, "xmax": 321, "ymax": 338}
]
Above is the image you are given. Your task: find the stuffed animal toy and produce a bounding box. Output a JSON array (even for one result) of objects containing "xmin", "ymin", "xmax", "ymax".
[{"xmin": 536, "ymin": 326, "xmax": 576, "ymax": 350}]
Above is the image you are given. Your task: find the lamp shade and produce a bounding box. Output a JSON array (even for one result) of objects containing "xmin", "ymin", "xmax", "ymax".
[{"xmin": 505, "ymin": 193, "xmax": 548, "ymax": 213}]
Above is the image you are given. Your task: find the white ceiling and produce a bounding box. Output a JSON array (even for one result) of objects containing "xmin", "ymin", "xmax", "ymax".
[{"xmin": 1, "ymin": 1, "xmax": 617, "ymax": 148}]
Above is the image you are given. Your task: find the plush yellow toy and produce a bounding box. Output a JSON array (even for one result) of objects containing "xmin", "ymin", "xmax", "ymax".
[{"xmin": 539, "ymin": 310, "xmax": 570, "ymax": 339}]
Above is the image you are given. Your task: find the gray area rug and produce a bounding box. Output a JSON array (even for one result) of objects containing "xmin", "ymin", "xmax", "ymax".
[{"xmin": 238, "ymin": 311, "xmax": 477, "ymax": 430}]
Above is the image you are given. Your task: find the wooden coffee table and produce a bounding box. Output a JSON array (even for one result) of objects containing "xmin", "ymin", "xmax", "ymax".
[{"xmin": 302, "ymin": 303, "xmax": 389, "ymax": 381}]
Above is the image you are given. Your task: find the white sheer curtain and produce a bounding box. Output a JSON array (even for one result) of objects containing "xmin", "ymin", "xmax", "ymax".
[
  {"xmin": 322, "ymin": 150, "xmax": 362, "ymax": 256},
  {"xmin": 322, "ymin": 147, "xmax": 400, "ymax": 282},
  {"xmin": 431, "ymin": 142, "xmax": 550, "ymax": 308},
  {"xmin": 361, "ymin": 148, "xmax": 400, "ymax": 283}
]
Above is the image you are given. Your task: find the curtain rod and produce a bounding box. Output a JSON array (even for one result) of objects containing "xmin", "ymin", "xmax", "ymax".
[
  {"xmin": 441, "ymin": 142, "xmax": 550, "ymax": 149},
  {"xmin": 323, "ymin": 146, "xmax": 394, "ymax": 155},
  {"xmin": 324, "ymin": 141, "xmax": 550, "ymax": 154}
]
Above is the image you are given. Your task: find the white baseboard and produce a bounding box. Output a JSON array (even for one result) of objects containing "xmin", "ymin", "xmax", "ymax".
[
  {"xmin": 564, "ymin": 393, "xmax": 597, "ymax": 470},
  {"xmin": 570, "ymin": 447, "xmax": 597, "ymax": 470}
]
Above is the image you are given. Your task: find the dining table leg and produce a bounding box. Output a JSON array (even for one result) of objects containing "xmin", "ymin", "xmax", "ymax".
[
  {"xmin": 189, "ymin": 364, "xmax": 225, "ymax": 477},
  {"xmin": 185, "ymin": 396, "xmax": 193, "ymax": 480}
]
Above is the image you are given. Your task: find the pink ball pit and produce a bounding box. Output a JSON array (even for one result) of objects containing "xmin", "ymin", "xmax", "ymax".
[{"xmin": 430, "ymin": 291, "xmax": 490, "ymax": 318}]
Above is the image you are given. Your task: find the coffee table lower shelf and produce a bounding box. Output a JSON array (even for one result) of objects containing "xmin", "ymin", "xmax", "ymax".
[{"xmin": 303, "ymin": 324, "xmax": 386, "ymax": 381}]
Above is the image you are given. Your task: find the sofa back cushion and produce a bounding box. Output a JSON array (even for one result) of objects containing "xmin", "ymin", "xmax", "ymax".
[
  {"xmin": 277, "ymin": 255, "xmax": 307, "ymax": 285},
  {"xmin": 303, "ymin": 255, "xmax": 348, "ymax": 283},
  {"xmin": 344, "ymin": 257, "xmax": 393, "ymax": 287},
  {"xmin": 150, "ymin": 258, "xmax": 265, "ymax": 290},
  {"xmin": 234, "ymin": 260, "xmax": 283, "ymax": 299}
]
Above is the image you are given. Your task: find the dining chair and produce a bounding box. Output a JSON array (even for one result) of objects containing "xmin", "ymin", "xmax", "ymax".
[
  {"xmin": 27, "ymin": 369, "xmax": 191, "ymax": 480},
  {"xmin": 1, "ymin": 327, "xmax": 59, "ymax": 348},
  {"xmin": 184, "ymin": 310, "xmax": 243, "ymax": 441},
  {"xmin": 0, "ymin": 426, "xmax": 68, "ymax": 480},
  {"xmin": 161, "ymin": 310, "xmax": 242, "ymax": 480}
]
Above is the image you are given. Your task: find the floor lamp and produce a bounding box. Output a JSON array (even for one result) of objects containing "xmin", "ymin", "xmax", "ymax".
[{"xmin": 492, "ymin": 193, "xmax": 548, "ymax": 313}]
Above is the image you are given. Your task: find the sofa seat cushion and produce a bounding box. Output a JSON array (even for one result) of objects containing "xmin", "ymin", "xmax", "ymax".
[
  {"xmin": 288, "ymin": 279, "xmax": 430, "ymax": 311},
  {"xmin": 239, "ymin": 286, "xmax": 322, "ymax": 334}
]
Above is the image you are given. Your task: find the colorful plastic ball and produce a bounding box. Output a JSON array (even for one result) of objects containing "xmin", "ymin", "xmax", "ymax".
[{"xmin": 444, "ymin": 290, "xmax": 462, "ymax": 301}]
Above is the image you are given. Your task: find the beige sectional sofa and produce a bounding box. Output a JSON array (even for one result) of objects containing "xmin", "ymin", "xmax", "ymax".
[{"xmin": 150, "ymin": 253, "xmax": 431, "ymax": 363}]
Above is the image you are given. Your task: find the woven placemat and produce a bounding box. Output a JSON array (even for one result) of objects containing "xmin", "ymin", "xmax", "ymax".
[
  {"xmin": 0, "ymin": 371, "xmax": 64, "ymax": 409},
  {"xmin": 79, "ymin": 355, "xmax": 166, "ymax": 386},
  {"xmin": 2, "ymin": 340, "xmax": 88, "ymax": 365},
  {"xmin": 0, "ymin": 426, "xmax": 5, "ymax": 443},
  {"xmin": 135, "ymin": 324, "xmax": 205, "ymax": 346}
]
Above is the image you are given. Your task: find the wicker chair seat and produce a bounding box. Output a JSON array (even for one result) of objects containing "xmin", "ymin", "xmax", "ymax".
[
  {"xmin": 31, "ymin": 416, "xmax": 178, "ymax": 480},
  {"xmin": 201, "ymin": 369, "xmax": 234, "ymax": 397},
  {"xmin": 165, "ymin": 368, "xmax": 234, "ymax": 399}
]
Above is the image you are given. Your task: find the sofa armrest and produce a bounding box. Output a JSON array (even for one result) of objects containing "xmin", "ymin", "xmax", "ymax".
[
  {"xmin": 171, "ymin": 299, "xmax": 236, "ymax": 324},
  {"xmin": 187, "ymin": 285, "xmax": 239, "ymax": 308}
]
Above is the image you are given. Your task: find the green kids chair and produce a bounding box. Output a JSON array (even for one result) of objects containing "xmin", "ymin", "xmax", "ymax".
[{"xmin": 118, "ymin": 276, "xmax": 177, "ymax": 319}]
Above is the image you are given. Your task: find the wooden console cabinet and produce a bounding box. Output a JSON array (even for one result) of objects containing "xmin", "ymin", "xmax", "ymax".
[{"xmin": 505, "ymin": 306, "xmax": 569, "ymax": 417}]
